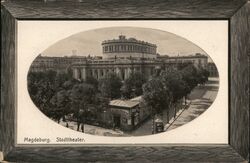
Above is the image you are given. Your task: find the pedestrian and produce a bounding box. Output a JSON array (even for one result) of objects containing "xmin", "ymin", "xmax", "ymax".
[
  {"xmin": 81, "ymin": 124, "xmax": 84, "ymax": 132},
  {"xmin": 66, "ymin": 123, "xmax": 69, "ymax": 128}
]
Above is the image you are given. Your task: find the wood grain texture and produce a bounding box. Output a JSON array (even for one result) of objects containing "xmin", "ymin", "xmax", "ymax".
[
  {"xmin": 4, "ymin": 145, "xmax": 246, "ymax": 162},
  {"xmin": 1, "ymin": 0, "xmax": 250, "ymax": 162},
  {"xmin": 1, "ymin": 0, "xmax": 248, "ymax": 19},
  {"xmin": 230, "ymin": 2, "xmax": 250, "ymax": 160},
  {"xmin": 0, "ymin": 6, "xmax": 16, "ymax": 159}
]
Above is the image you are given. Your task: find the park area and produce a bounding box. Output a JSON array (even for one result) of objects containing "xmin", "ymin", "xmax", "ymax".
[
  {"xmin": 27, "ymin": 60, "xmax": 214, "ymax": 136},
  {"xmin": 59, "ymin": 77, "xmax": 219, "ymax": 136}
]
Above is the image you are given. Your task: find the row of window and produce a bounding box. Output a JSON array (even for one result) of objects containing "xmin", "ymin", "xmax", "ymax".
[
  {"xmin": 74, "ymin": 67, "xmax": 155, "ymax": 80},
  {"xmin": 103, "ymin": 44, "xmax": 156, "ymax": 54},
  {"xmin": 33, "ymin": 58, "xmax": 85, "ymax": 65}
]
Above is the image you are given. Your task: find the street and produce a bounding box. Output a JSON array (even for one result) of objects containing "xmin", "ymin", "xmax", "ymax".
[
  {"xmin": 60, "ymin": 77, "xmax": 219, "ymax": 136},
  {"xmin": 126, "ymin": 77, "xmax": 219, "ymax": 136},
  {"xmin": 165, "ymin": 77, "xmax": 219, "ymax": 131}
]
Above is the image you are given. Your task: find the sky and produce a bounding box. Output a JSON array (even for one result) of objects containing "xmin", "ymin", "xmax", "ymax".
[{"xmin": 42, "ymin": 26, "xmax": 207, "ymax": 57}]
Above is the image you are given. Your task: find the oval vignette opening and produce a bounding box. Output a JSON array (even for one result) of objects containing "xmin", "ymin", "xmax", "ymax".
[{"xmin": 27, "ymin": 26, "xmax": 219, "ymax": 137}]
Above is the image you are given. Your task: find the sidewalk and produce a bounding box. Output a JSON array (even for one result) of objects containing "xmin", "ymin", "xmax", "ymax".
[
  {"xmin": 165, "ymin": 78, "xmax": 219, "ymax": 131},
  {"xmin": 164, "ymin": 102, "xmax": 190, "ymax": 131},
  {"xmin": 58, "ymin": 77, "xmax": 219, "ymax": 136},
  {"xmin": 60, "ymin": 120, "xmax": 125, "ymax": 136}
]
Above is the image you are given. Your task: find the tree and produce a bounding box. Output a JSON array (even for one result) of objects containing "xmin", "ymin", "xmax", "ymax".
[
  {"xmin": 161, "ymin": 70, "xmax": 187, "ymax": 117},
  {"xmin": 177, "ymin": 62, "xmax": 192, "ymax": 70},
  {"xmin": 69, "ymin": 83, "xmax": 96, "ymax": 132},
  {"xmin": 94, "ymin": 95, "xmax": 109, "ymax": 112},
  {"xmin": 142, "ymin": 77, "xmax": 171, "ymax": 133},
  {"xmin": 121, "ymin": 72, "xmax": 147, "ymax": 99},
  {"xmin": 99, "ymin": 73, "xmax": 122, "ymax": 99},
  {"xmin": 196, "ymin": 68, "xmax": 210, "ymax": 85},
  {"xmin": 27, "ymin": 71, "xmax": 42, "ymax": 99},
  {"xmin": 50, "ymin": 89, "xmax": 71, "ymax": 123},
  {"xmin": 54, "ymin": 72, "xmax": 71, "ymax": 91},
  {"xmin": 181, "ymin": 64, "xmax": 199, "ymax": 95},
  {"xmin": 27, "ymin": 70, "xmax": 57, "ymax": 116},
  {"xmin": 62, "ymin": 78, "xmax": 79, "ymax": 90},
  {"xmin": 27, "ymin": 70, "xmax": 57, "ymax": 98},
  {"xmin": 85, "ymin": 76, "xmax": 99, "ymax": 92}
]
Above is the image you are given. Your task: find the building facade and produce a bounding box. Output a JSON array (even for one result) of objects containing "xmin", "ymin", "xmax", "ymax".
[
  {"xmin": 102, "ymin": 35, "xmax": 157, "ymax": 60},
  {"xmin": 71, "ymin": 35, "xmax": 173, "ymax": 81},
  {"xmin": 207, "ymin": 62, "xmax": 219, "ymax": 77},
  {"xmin": 30, "ymin": 35, "xmax": 211, "ymax": 80},
  {"xmin": 158, "ymin": 53, "xmax": 208, "ymax": 69},
  {"xmin": 30, "ymin": 54, "xmax": 87, "ymax": 73},
  {"xmin": 71, "ymin": 59, "xmax": 165, "ymax": 81},
  {"xmin": 109, "ymin": 96, "xmax": 151, "ymax": 131}
]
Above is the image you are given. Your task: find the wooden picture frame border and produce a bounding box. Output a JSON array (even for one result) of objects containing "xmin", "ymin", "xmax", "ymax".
[{"xmin": 1, "ymin": 0, "xmax": 249, "ymax": 162}]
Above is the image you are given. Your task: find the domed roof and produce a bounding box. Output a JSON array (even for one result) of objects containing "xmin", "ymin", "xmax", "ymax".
[{"xmin": 128, "ymin": 37, "xmax": 137, "ymax": 41}]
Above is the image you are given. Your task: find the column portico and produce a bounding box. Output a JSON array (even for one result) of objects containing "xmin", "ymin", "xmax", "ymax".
[
  {"xmin": 127, "ymin": 68, "xmax": 132, "ymax": 78},
  {"xmin": 81, "ymin": 68, "xmax": 86, "ymax": 81},
  {"xmin": 97, "ymin": 69, "xmax": 101, "ymax": 79},
  {"xmin": 73, "ymin": 68, "xmax": 79, "ymax": 80}
]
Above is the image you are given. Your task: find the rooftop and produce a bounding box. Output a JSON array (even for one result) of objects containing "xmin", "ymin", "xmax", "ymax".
[
  {"xmin": 109, "ymin": 99, "xmax": 139, "ymax": 108},
  {"xmin": 102, "ymin": 35, "xmax": 156, "ymax": 47},
  {"xmin": 130, "ymin": 96, "xmax": 142, "ymax": 102},
  {"xmin": 158, "ymin": 53, "xmax": 208, "ymax": 59}
]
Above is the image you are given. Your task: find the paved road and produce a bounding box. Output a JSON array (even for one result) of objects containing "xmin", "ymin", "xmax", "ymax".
[
  {"xmin": 127, "ymin": 117, "xmax": 153, "ymax": 136},
  {"xmin": 166, "ymin": 77, "xmax": 219, "ymax": 131},
  {"xmin": 129, "ymin": 77, "xmax": 219, "ymax": 135},
  {"xmin": 60, "ymin": 121, "xmax": 125, "ymax": 136},
  {"xmin": 60, "ymin": 78, "xmax": 219, "ymax": 136}
]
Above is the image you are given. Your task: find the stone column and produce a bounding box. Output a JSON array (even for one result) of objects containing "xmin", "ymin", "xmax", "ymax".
[
  {"xmin": 73, "ymin": 68, "xmax": 79, "ymax": 80},
  {"xmin": 108, "ymin": 69, "xmax": 111, "ymax": 74},
  {"xmin": 115, "ymin": 67, "xmax": 118, "ymax": 75},
  {"xmin": 121, "ymin": 68, "xmax": 125, "ymax": 80},
  {"xmin": 124, "ymin": 68, "xmax": 128, "ymax": 80},
  {"xmin": 103, "ymin": 69, "xmax": 107, "ymax": 77},
  {"xmin": 91, "ymin": 69, "xmax": 95, "ymax": 78},
  {"xmin": 116, "ymin": 67, "xmax": 122, "ymax": 79},
  {"xmin": 81, "ymin": 68, "xmax": 86, "ymax": 81},
  {"xmin": 94, "ymin": 69, "xmax": 98, "ymax": 79},
  {"xmin": 97, "ymin": 69, "xmax": 101, "ymax": 79},
  {"xmin": 93, "ymin": 69, "xmax": 97, "ymax": 79},
  {"xmin": 127, "ymin": 68, "xmax": 132, "ymax": 78}
]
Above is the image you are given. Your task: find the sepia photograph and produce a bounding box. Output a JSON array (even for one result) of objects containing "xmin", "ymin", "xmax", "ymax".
[
  {"xmin": 1, "ymin": 0, "xmax": 248, "ymax": 162},
  {"xmin": 27, "ymin": 26, "xmax": 219, "ymax": 137}
]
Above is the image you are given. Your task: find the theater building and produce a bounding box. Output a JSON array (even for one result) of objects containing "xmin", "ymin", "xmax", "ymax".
[
  {"xmin": 102, "ymin": 35, "xmax": 157, "ymax": 60},
  {"xmin": 30, "ymin": 35, "xmax": 209, "ymax": 80},
  {"xmin": 71, "ymin": 35, "xmax": 164, "ymax": 81}
]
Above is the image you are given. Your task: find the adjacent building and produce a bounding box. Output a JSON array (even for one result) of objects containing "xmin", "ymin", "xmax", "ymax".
[
  {"xmin": 109, "ymin": 96, "xmax": 151, "ymax": 131},
  {"xmin": 158, "ymin": 53, "xmax": 208, "ymax": 69},
  {"xmin": 30, "ymin": 35, "xmax": 211, "ymax": 81},
  {"xmin": 29, "ymin": 35, "xmax": 216, "ymax": 132},
  {"xmin": 207, "ymin": 62, "xmax": 219, "ymax": 77},
  {"xmin": 30, "ymin": 54, "xmax": 87, "ymax": 73}
]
